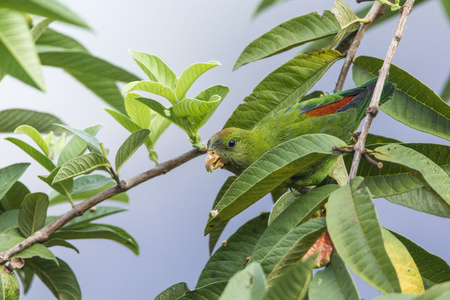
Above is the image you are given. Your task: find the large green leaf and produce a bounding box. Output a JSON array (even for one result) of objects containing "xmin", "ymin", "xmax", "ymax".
[
  {"xmin": 38, "ymin": 48, "xmax": 139, "ymax": 82},
  {"xmin": 390, "ymin": 231, "xmax": 450, "ymax": 287},
  {"xmin": 51, "ymin": 223, "xmax": 139, "ymax": 255},
  {"xmin": 129, "ymin": 49, "xmax": 177, "ymax": 91},
  {"xmin": 326, "ymin": 177, "xmax": 401, "ymax": 293},
  {"xmin": 0, "ymin": 0, "xmax": 88, "ymax": 28},
  {"xmin": 115, "ymin": 129, "xmax": 149, "ymax": 174},
  {"xmin": 177, "ymin": 281, "xmax": 227, "ymax": 300},
  {"xmin": 234, "ymin": 11, "xmax": 340, "ymax": 70},
  {"xmin": 0, "ymin": 163, "xmax": 29, "ymax": 200},
  {"xmin": 205, "ymin": 134, "xmax": 345, "ymax": 234},
  {"xmin": 173, "ymin": 96, "xmax": 221, "ymax": 118},
  {"xmin": 0, "ymin": 9, "xmax": 45, "ymax": 90},
  {"xmin": 5, "ymin": 137, "xmax": 56, "ymax": 172},
  {"xmin": 0, "ymin": 109, "xmax": 65, "ymax": 133},
  {"xmin": 14, "ymin": 125, "xmax": 49, "ymax": 155},
  {"xmin": 218, "ymin": 262, "xmax": 268, "ymax": 300},
  {"xmin": 197, "ymin": 213, "xmax": 268, "ymax": 289},
  {"xmin": 353, "ymin": 56, "xmax": 450, "ymax": 141},
  {"xmin": 175, "ymin": 61, "xmax": 221, "ymax": 100},
  {"xmin": 374, "ymin": 282, "xmax": 450, "ymax": 300},
  {"xmin": 374, "ymin": 144, "xmax": 450, "ymax": 213},
  {"xmin": 122, "ymin": 80, "xmax": 176, "ymax": 105},
  {"xmin": 68, "ymin": 69, "xmax": 127, "ymax": 114},
  {"xmin": 48, "ymin": 174, "xmax": 128, "ymax": 205},
  {"xmin": 104, "ymin": 109, "xmax": 142, "ymax": 133},
  {"xmin": 226, "ymin": 49, "xmax": 342, "ymax": 130},
  {"xmin": 18, "ymin": 193, "xmax": 48, "ymax": 237},
  {"xmin": 251, "ymin": 185, "xmax": 338, "ymax": 264},
  {"xmin": 155, "ymin": 282, "xmax": 189, "ymax": 300},
  {"xmin": 53, "ymin": 153, "xmax": 110, "ymax": 184},
  {"xmin": 0, "ymin": 233, "xmax": 56, "ymax": 262},
  {"xmin": 0, "ymin": 210, "xmax": 19, "ymax": 232},
  {"xmin": 55, "ymin": 124, "xmax": 103, "ymax": 155},
  {"xmin": 27, "ymin": 257, "xmax": 81, "ymax": 300},
  {"xmin": 309, "ymin": 254, "xmax": 360, "ymax": 300},
  {"xmin": 264, "ymin": 254, "xmax": 317, "ymax": 300},
  {"xmin": 57, "ymin": 124, "xmax": 102, "ymax": 166},
  {"xmin": 0, "ymin": 182, "xmax": 29, "ymax": 212},
  {"xmin": 36, "ymin": 28, "xmax": 87, "ymax": 51}
]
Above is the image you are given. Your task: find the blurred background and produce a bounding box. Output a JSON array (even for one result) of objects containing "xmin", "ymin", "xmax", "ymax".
[{"xmin": 0, "ymin": 0, "xmax": 448, "ymax": 299}]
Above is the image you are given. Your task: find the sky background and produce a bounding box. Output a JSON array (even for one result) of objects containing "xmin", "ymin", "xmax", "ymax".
[{"xmin": 0, "ymin": 0, "xmax": 448, "ymax": 299}]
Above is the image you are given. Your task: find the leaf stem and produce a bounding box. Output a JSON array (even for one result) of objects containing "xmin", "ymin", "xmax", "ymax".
[{"xmin": 348, "ymin": 0, "xmax": 415, "ymax": 180}]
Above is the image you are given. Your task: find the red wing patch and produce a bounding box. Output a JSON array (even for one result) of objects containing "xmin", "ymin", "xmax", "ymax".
[{"xmin": 304, "ymin": 95, "xmax": 355, "ymax": 118}]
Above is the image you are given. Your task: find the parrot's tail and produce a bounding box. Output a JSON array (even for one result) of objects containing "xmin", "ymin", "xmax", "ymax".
[{"xmin": 336, "ymin": 77, "xmax": 396, "ymax": 127}]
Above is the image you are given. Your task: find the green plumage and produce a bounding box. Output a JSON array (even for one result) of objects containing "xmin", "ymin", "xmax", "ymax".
[{"xmin": 206, "ymin": 78, "xmax": 396, "ymax": 184}]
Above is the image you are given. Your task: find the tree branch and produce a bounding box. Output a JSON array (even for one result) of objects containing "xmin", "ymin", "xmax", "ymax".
[
  {"xmin": 0, "ymin": 147, "xmax": 206, "ymax": 264},
  {"xmin": 348, "ymin": 0, "xmax": 415, "ymax": 180},
  {"xmin": 334, "ymin": 1, "xmax": 389, "ymax": 93}
]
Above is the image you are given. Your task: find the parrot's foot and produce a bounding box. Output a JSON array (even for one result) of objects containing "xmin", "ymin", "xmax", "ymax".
[{"xmin": 332, "ymin": 145, "xmax": 383, "ymax": 169}]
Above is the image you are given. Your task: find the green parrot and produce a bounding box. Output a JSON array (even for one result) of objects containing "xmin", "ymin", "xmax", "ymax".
[{"xmin": 205, "ymin": 78, "xmax": 396, "ymax": 186}]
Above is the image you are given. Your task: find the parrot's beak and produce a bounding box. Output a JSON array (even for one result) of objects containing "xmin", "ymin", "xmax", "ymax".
[{"xmin": 205, "ymin": 151, "xmax": 224, "ymax": 173}]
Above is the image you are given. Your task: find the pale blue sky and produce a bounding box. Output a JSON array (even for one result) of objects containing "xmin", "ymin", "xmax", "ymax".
[{"xmin": 2, "ymin": 0, "xmax": 447, "ymax": 299}]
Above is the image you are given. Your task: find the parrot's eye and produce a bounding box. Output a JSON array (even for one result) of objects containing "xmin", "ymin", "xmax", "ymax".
[{"xmin": 227, "ymin": 139, "xmax": 236, "ymax": 149}]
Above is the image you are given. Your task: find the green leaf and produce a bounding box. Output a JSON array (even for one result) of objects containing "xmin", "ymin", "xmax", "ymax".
[
  {"xmin": 115, "ymin": 129, "xmax": 150, "ymax": 174},
  {"xmin": 264, "ymin": 254, "xmax": 317, "ymax": 300},
  {"xmin": 234, "ymin": 11, "xmax": 340, "ymax": 70},
  {"xmin": 266, "ymin": 220, "xmax": 327, "ymax": 283},
  {"xmin": 0, "ymin": 0, "xmax": 89, "ymax": 28},
  {"xmin": 155, "ymin": 282, "xmax": 189, "ymax": 300},
  {"xmin": 226, "ymin": 49, "xmax": 342, "ymax": 130},
  {"xmin": 219, "ymin": 262, "xmax": 267, "ymax": 300},
  {"xmin": 0, "ymin": 163, "xmax": 29, "ymax": 200},
  {"xmin": 148, "ymin": 114, "xmax": 171, "ymax": 149},
  {"xmin": 253, "ymin": 0, "xmax": 290, "ymax": 17},
  {"xmin": 0, "ymin": 182, "xmax": 29, "ymax": 212},
  {"xmin": 326, "ymin": 177, "xmax": 401, "ymax": 293},
  {"xmin": 14, "ymin": 125, "xmax": 49, "ymax": 155},
  {"xmin": 55, "ymin": 124, "xmax": 103, "ymax": 155},
  {"xmin": 205, "ymin": 134, "xmax": 346, "ymax": 234},
  {"xmin": 51, "ymin": 223, "xmax": 139, "ymax": 255},
  {"xmin": 18, "ymin": 193, "xmax": 48, "ymax": 237},
  {"xmin": 124, "ymin": 93, "xmax": 153, "ymax": 129},
  {"xmin": 390, "ymin": 231, "xmax": 450, "ymax": 287},
  {"xmin": 197, "ymin": 213, "xmax": 268, "ymax": 289},
  {"xmin": 189, "ymin": 85, "xmax": 230, "ymax": 132},
  {"xmin": 0, "ymin": 9, "xmax": 45, "ymax": 90},
  {"xmin": 441, "ymin": 72, "xmax": 450, "ymax": 103},
  {"xmin": 177, "ymin": 281, "xmax": 227, "ymax": 300},
  {"xmin": 16, "ymin": 266, "xmax": 34, "ymax": 295},
  {"xmin": 175, "ymin": 61, "xmax": 220, "ymax": 100},
  {"xmin": 57, "ymin": 124, "xmax": 102, "ymax": 166},
  {"xmin": 122, "ymin": 80, "xmax": 176, "ymax": 105},
  {"xmin": 173, "ymin": 96, "xmax": 221, "ymax": 117},
  {"xmin": 382, "ymin": 228, "xmax": 424, "ymax": 293},
  {"xmin": 62, "ymin": 206, "xmax": 127, "ymax": 229},
  {"xmin": 68, "ymin": 69, "xmax": 127, "ymax": 114},
  {"xmin": 374, "ymin": 144, "xmax": 450, "ymax": 213},
  {"xmin": 330, "ymin": 0, "xmax": 363, "ymax": 48},
  {"xmin": 309, "ymin": 254, "xmax": 360, "ymax": 300},
  {"xmin": 49, "ymin": 175, "xmax": 128, "ymax": 205},
  {"xmin": 440, "ymin": 0, "xmax": 450, "ymax": 22},
  {"xmin": 129, "ymin": 49, "xmax": 177, "ymax": 91},
  {"xmin": 5, "ymin": 137, "xmax": 56, "ymax": 172},
  {"xmin": 374, "ymin": 282, "xmax": 450, "ymax": 300},
  {"xmin": 252, "ymin": 185, "xmax": 338, "ymax": 264},
  {"xmin": 208, "ymin": 176, "xmax": 236, "ymax": 255},
  {"xmin": 53, "ymin": 153, "xmax": 110, "ymax": 184},
  {"xmin": 30, "ymin": 18, "xmax": 52, "ymax": 42},
  {"xmin": 36, "ymin": 28, "xmax": 87, "ymax": 52},
  {"xmin": 353, "ymin": 56, "xmax": 450, "ymax": 141},
  {"xmin": 268, "ymin": 190, "xmax": 299, "ymax": 225},
  {"xmin": 0, "ymin": 109, "xmax": 65, "ymax": 133},
  {"xmin": 105, "ymin": 109, "xmax": 143, "ymax": 133},
  {"xmin": 27, "ymin": 257, "xmax": 81, "ymax": 300},
  {"xmin": 0, "ymin": 233, "xmax": 56, "ymax": 262},
  {"xmin": 0, "ymin": 210, "xmax": 19, "ymax": 232},
  {"xmin": 136, "ymin": 97, "xmax": 187, "ymax": 130},
  {"xmin": 42, "ymin": 238, "xmax": 79, "ymax": 253},
  {"xmin": 38, "ymin": 166, "xmax": 74, "ymax": 197}
]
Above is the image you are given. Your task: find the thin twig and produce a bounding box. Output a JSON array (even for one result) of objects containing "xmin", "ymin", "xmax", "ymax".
[
  {"xmin": 334, "ymin": 1, "xmax": 389, "ymax": 93},
  {"xmin": 0, "ymin": 147, "xmax": 206, "ymax": 264},
  {"xmin": 348, "ymin": 0, "xmax": 415, "ymax": 180}
]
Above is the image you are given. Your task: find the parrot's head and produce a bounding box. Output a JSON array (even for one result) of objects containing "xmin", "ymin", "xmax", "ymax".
[{"xmin": 205, "ymin": 127, "xmax": 265, "ymax": 175}]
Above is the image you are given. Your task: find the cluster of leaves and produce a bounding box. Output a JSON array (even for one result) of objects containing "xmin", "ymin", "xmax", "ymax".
[{"xmin": 155, "ymin": 0, "xmax": 450, "ymax": 299}]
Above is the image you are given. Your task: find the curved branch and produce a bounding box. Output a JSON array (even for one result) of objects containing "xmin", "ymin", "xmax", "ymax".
[
  {"xmin": 348, "ymin": 0, "xmax": 416, "ymax": 180},
  {"xmin": 0, "ymin": 147, "xmax": 206, "ymax": 264}
]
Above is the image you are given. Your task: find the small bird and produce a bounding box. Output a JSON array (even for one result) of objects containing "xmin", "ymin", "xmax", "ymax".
[{"xmin": 205, "ymin": 78, "xmax": 395, "ymax": 185}]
